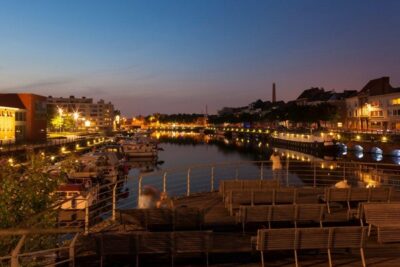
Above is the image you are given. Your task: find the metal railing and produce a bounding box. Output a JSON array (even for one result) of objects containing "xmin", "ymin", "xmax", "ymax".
[{"xmin": 1, "ymin": 159, "xmax": 400, "ymax": 266}]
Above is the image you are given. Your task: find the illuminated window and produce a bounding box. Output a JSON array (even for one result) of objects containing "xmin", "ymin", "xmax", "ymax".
[{"xmin": 392, "ymin": 98, "xmax": 400, "ymax": 105}]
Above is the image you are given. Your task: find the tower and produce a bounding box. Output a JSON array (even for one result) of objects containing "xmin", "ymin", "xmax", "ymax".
[{"xmin": 272, "ymin": 82, "xmax": 276, "ymax": 103}]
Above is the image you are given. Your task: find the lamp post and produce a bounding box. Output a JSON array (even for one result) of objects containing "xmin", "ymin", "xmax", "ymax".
[
  {"xmin": 73, "ymin": 111, "xmax": 80, "ymax": 132},
  {"xmin": 58, "ymin": 108, "xmax": 63, "ymax": 133}
]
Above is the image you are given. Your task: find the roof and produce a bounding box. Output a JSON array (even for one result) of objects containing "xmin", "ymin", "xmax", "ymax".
[
  {"xmin": 57, "ymin": 184, "xmax": 84, "ymax": 192},
  {"xmin": 359, "ymin": 77, "xmax": 399, "ymax": 96},
  {"xmin": 0, "ymin": 94, "xmax": 26, "ymax": 109},
  {"xmin": 296, "ymin": 88, "xmax": 325, "ymax": 100}
]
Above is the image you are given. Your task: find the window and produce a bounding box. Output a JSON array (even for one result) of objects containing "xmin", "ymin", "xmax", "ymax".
[{"xmin": 392, "ymin": 98, "xmax": 400, "ymax": 105}]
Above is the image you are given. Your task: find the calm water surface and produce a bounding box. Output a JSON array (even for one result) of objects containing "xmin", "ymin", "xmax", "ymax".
[{"xmin": 120, "ymin": 133, "xmax": 399, "ymax": 208}]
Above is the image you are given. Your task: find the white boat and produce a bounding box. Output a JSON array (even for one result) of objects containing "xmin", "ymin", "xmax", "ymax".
[
  {"xmin": 120, "ymin": 141, "xmax": 158, "ymax": 157},
  {"xmin": 270, "ymin": 131, "xmax": 338, "ymax": 151},
  {"xmin": 55, "ymin": 182, "xmax": 98, "ymax": 210},
  {"xmin": 73, "ymin": 151, "xmax": 122, "ymax": 183}
]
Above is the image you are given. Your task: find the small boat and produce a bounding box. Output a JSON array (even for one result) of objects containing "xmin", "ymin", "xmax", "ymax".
[
  {"xmin": 120, "ymin": 139, "xmax": 158, "ymax": 158},
  {"xmin": 74, "ymin": 151, "xmax": 123, "ymax": 183},
  {"xmin": 55, "ymin": 183, "xmax": 98, "ymax": 210}
]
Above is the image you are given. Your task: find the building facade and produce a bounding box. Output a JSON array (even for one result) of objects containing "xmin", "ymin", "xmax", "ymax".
[
  {"xmin": 47, "ymin": 96, "xmax": 115, "ymax": 131},
  {"xmin": 345, "ymin": 77, "xmax": 400, "ymax": 131},
  {"xmin": 0, "ymin": 93, "xmax": 46, "ymax": 143}
]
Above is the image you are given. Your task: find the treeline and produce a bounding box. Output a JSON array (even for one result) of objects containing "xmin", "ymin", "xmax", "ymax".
[
  {"xmin": 146, "ymin": 103, "xmax": 339, "ymax": 128},
  {"xmin": 146, "ymin": 113, "xmax": 205, "ymax": 123}
]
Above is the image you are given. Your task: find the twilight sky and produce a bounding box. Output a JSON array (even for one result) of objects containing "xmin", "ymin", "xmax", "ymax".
[{"xmin": 0, "ymin": 0, "xmax": 399, "ymax": 115}]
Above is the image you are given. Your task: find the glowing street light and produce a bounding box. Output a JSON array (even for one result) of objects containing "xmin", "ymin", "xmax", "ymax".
[
  {"xmin": 73, "ymin": 111, "xmax": 80, "ymax": 132},
  {"xmin": 73, "ymin": 111, "xmax": 79, "ymax": 121}
]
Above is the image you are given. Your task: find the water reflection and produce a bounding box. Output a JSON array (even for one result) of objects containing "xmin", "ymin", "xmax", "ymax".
[
  {"xmin": 355, "ymin": 151, "xmax": 364, "ymax": 159},
  {"xmin": 120, "ymin": 131, "xmax": 400, "ymax": 209},
  {"xmin": 371, "ymin": 153, "xmax": 383, "ymax": 162}
]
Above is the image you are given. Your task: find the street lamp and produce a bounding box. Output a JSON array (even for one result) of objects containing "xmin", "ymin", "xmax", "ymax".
[
  {"xmin": 73, "ymin": 111, "xmax": 80, "ymax": 132},
  {"xmin": 84, "ymin": 120, "xmax": 91, "ymax": 133},
  {"xmin": 57, "ymin": 107, "xmax": 63, "ymax": 133}
]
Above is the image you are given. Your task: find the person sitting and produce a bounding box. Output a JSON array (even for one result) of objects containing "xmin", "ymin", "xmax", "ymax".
[
  {"xmin": 334, "ymin": 179, "xmax": 350, "ymax": 188},
  {"xmin": 138, "ymin": 186, "xmax": 159, "ymax": 209},
  {"xmin": 156, "ymin": 192, "xmax": 174, "ymax": 209}
]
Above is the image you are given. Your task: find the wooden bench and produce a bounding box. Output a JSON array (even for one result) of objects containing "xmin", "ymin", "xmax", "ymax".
[
  {"xmin": 237, "ymin": 204, "xmax": 325, "ymax": 232},
  {"xmin": 96, "ymin": 233, "xmax": 138, "ymax": 267},
  {"xmin": 295, "ymin": 187, "xmax": 325, "ymax": 204},
  {"xmin": 219, "ymin": 179, "xmax": 280, "ymax": 200},
  {"xmin": 358, "ymin": 203, "xmax": 400, "ymax": 243},
  {"xmin": 323, "ymin": 187, "xmax": 392, "ymax": 213},
  {"xmin": 117, "ymin": 207, "xmax": 204, "ymax": 231},
  {"xmin": 225, "ymin": 188, "xmax": 324, "ymax": 215},
  {"xmin": 173, "ymin": 231, "xmax": 212, "ymax": 266},
  {"xmin": 225, "ymin": 190, "xmax": 274, "ymax": 215},
  {"xmin": 95, "ymin": 231, "xmax": 213, "ymax": 267},
  {"xmin": 256, "ymin": 226, "xmax": 366, "ymax": 267}
]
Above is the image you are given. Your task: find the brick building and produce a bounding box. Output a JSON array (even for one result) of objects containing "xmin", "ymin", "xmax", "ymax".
[{"xmin": 0, "ymin": 93, "xmax": 47, "ymax": 143}]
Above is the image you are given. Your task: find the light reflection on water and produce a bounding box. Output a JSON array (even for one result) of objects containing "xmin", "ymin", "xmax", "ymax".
[{"xmin": 119, "ymin": 132, "xmax": 399, "ymax": 208}]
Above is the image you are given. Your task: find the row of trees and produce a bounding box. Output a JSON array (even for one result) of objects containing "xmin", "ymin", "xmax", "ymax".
[
  {"xmin": 145, "ymin": 103, "xmax": 339, "ymax": 129},
  {"xmin": 145, "ymin": 113, "xmax": 205, "ymax": 124},
  {"xmin": 50, "ymin": 114, "xmax": 77, "ymax": 131}
]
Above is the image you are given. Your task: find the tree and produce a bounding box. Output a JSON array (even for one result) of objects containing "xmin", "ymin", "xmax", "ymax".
[
  {"xmin": 62, "ymin": 114, "xmax": 75, "ymax": 131},
  {"xmin": 0, "ymin": 154, "xmax": 75, "ymax": 258},
  {"xmin": 51, "ymin": 115, "xmax": 63, "ymax": 130}
]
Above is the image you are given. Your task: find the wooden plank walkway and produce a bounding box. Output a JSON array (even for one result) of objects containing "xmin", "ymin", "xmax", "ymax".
[
  {"xmin": 173, "ymin": 191, "xmax": 351, "ymax": 226},
  {"xmin": 75, "ymin": 190, "xmax": 400, "ymax": 266}
]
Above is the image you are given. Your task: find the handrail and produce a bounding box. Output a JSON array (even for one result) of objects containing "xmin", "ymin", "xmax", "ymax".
[{"xmin": 2, "ymin": 159, "xmax": 400, "ymax": 266}]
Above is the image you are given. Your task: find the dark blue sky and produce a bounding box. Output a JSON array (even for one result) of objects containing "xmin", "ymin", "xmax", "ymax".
[{"xmin": 0, "ymin": 0, "xmax": 399, "ymax": 115}]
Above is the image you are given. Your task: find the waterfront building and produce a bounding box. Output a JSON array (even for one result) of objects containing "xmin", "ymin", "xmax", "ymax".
[
  {"xmin": 345, "ymin": 77, "xmax": 400, "ymax": 131},
  {"xmin": 295, "ymin": 88, "xmax": 357, "ymax": 129},
  {"xmin": 47, "ymin": 95, "xmax": 115, "ymax": 131},
  {"xmin": 0, "ymin": 93, "xmax": 47, "ymax": 143}
]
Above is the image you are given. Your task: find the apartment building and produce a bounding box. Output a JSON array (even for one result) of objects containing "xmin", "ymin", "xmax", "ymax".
[
  {"xmin": 0, "ymin": 93, "xmax": 47, "ymax": 143},
  {"xmin": 47, "ymin": 96, "xmax": 115, "ymax": 130},
  {"xmin": 346, "ymin": 77, "xmax": 400, "ymax": 131}
]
